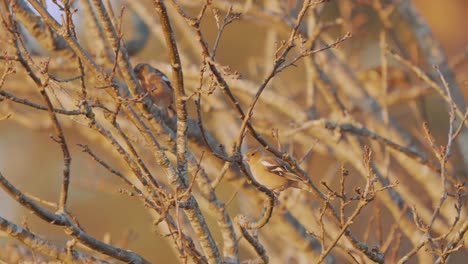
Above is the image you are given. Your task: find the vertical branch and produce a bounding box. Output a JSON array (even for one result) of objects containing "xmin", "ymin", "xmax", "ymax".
[
  {"xmin": 152, "ymin": 0, "xmax": 188, "ymax": 186},
  {"xmin": 153, "ymin": 2, "xmax": 221, "ymax": 263},
  {"xmin": 40, "ymin": 64, "xmax": 72, "ymax": 212},
  {"xmin": 7, "ymin": 11, "xmax": 72, "ymax": 211}
]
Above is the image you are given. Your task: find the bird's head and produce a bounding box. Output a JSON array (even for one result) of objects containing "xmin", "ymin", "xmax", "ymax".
[{"xmin": 243, "ymin": 148, "xmax": 262, "ymax": 162}]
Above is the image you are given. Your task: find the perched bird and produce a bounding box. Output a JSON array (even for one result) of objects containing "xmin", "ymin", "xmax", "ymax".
[
  {"xmin": 133, "ymin": 63, "xmax": 174, "ymax": 110},
  {"xmin": 243, "ymin": 148, "xmax": 311, "ymax": 192}
]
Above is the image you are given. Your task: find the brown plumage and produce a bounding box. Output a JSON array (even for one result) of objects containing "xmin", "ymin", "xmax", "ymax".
[
  {"xmin": 133, "ymin": 63, "xmax": 174, "ymax": 109},
  {"xmin": 243, "ymin": 148, "xmax": 311, "ymax": 192}
]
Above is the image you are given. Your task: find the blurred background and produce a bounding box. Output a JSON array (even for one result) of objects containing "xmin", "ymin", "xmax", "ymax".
[{"xmin": 0, "ymin": 0, "xmax": 467, "ymax": 263}]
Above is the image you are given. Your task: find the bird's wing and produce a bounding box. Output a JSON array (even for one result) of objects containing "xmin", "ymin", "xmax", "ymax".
[{"xmin": 260, "ymin": 157, "xmax": 304, "ymax": 182}]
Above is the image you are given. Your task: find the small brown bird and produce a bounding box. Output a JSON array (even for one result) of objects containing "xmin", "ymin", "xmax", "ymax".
[
  {"xmin": 243, "ymin": 148, "xmax": 311, "ymax": 192},
  {"xmin": 133, "ymin": 63, "xmax": 174, "ymax": 110}
]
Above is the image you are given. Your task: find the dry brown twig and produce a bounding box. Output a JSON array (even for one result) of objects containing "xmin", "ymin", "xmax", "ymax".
[{"xmin": 0, "ymin": 0, "xmax": 466, "ymax": 263}]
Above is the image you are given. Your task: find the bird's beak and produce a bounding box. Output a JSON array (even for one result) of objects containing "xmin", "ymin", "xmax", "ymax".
[{"xmin": 242, "ymin": 156, "xmax": 249, "ymax": 162}]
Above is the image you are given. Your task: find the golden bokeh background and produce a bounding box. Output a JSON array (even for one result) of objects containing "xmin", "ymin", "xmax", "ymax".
[{"xmin": 0, "ymin": 0, "xmax": 467, "ymax": 263}]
